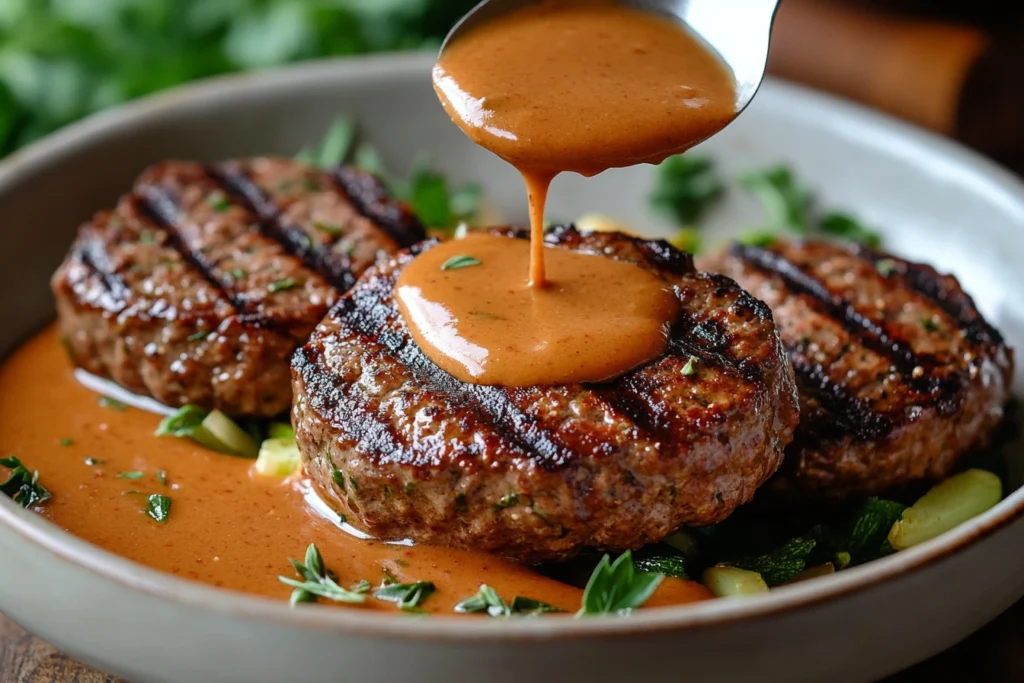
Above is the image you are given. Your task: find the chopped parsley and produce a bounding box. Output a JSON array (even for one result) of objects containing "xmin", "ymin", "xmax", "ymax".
[
  {"xmin": 921, "ymin": 317, "xmax": 940, "ymax": 332},
  {"xmin": 579, "ymin": 551, "xmax": 663, "ymax": 616},
  {"xmin": 649, "ymin": 154, "xmax": 724, "ymax": 227},
  {"xmin": 314, "ymin": 222, "xmax": 343, "ymax": 237},
  {"xmin": 146, "ymin": 494, "xmax": 172, "ymax": 523},
  {"xmin": 268, "ymin": 277, "xmax": 298, "ymax": 293},
  {"xmin": 98, "ymin": 396, "xmax": 127, "ymax": 411},
  {"xmin": 230, "ymin": 267, "xmax": 247, "ymax": 280},
  {"xmin": 373, "ymin": 580, "xmax": 436, "ymax": 612},
  {"xmin": 207, "ymin": 192, "xmax": 232, "ymax": 212},
  {"xmin": 117, "ymin": 471, "xmax": 144, "ymax": 480},
  {"xmin": 876, "ymin": 258, "xmax": 899, "ymax": 276},
  {"xmin": 187, "ymin": 330, "xmax": 210, "ymax": 342},
  {"xmin": 681, "ymin": 356, "xmax": 697, "ymax": 377},
  {"xmin": 454, "ymin": 586, "xmax": 564, "ymax": 617},
  {"xmin": 440, "ymin": 254, "xmax": 481, "ymax": 271},
  {"xmin": 0, "ymin": 456, "xmax": 50, "ymax": 508},
  {"xmin": 59, "ymin": 438, "xmax": 74, "ymax": 447},
  {"xmin": 279, "ymin": 543, "xmax": 369, "ymax": 607},
  {"xmin": 331, "ymin": 469, "xmax": 346, "ymax": 491},
  {"xmin": 494, "ymin": 492, "xmax": 520, "ymax": 510}
]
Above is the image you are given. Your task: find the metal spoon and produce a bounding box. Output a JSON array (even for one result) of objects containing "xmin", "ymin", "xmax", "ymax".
[{"xmin": 440, "ymin": 0, "xmax": 781, "ymax": 114}]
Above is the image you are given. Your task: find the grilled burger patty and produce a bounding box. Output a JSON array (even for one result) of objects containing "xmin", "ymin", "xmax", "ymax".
[
  {"xmin": 52, "ymin": 158, "xmax": 424, "ymax": 417},
  {"xmin": 701, "ymin": 239, "xmax": 1014, "ymax": 500},
  {"xmin": 292, "ymin": 226, "xmax": 800, "ymax": 561}
]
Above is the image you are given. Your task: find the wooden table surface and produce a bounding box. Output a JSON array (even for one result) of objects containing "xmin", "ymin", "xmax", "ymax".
[{"xmin": 4, "ymin": 601, "xmax": 1024, "ymax": 682}]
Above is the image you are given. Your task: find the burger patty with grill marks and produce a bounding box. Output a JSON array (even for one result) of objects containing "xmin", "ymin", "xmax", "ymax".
[
  {"xmin": 51, "ymin": 158, "xmax": 424, "ymax": 417},
  {"xmin": 291, "ymin": 226, "xmax": 800, "ymax": 562},
  {"xmin": 700, "ymin": 239, "xmax": 1014, "ymax": 500}
]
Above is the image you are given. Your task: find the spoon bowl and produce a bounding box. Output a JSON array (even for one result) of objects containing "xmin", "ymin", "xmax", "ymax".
[{"xmin": 440, "ymin": 0, "xmax": 781, "ymax": 113}]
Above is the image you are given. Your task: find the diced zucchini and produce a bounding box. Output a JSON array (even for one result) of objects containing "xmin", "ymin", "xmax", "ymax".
[
  {"xmin": 255, "ymin": 437, "xmax": 302, "ymax": 477},
  {"xmin": 702, "ymin": 565, "xmax": 769, "ymax": 597},
  {"xmin": 191, "ymin": 410, "xmax": 259, "ymax": 459},
  {"xmin": 268, "ymin": 421, "xmax": 296, "ymax": 440},
  {"xmin": 888, "ymin": 469, "xmax": 1002, "ymax": 550}
]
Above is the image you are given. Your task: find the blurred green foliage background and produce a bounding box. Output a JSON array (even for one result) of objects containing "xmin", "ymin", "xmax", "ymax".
[{"xmin": 0, "ymin": 0, "xmax": 477, "ymax": 157}]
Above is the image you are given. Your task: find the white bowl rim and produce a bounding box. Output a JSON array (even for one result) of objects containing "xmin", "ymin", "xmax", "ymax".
[{"xmin": 1, "ymin": 51, "xmax": 1022, "ymax": 642}]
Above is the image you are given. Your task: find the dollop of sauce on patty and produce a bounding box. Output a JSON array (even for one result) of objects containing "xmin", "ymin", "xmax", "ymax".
[{"xmin": 407, "ymin": 0, "xmax": 736, "ymax": 386}]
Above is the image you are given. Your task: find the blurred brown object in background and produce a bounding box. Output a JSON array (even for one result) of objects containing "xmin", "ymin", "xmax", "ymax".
[{"xmin": 769, "ymin": 0, "xmax": 1024, "ymax": 173}]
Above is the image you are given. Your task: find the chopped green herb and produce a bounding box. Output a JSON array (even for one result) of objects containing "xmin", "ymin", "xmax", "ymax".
[
  {"xmin": 230, "ymin": 267, "xmax": 247, "ymax": 280},
  {"xmin": 819, "ymin": 212, "xmax": 881, "ymax": 247},
  {"xmin": 59, "ymin": 438, "xmax": 74, "ymax": 447},
  {"xmin": 139, "ymin": 230, "xmax": 157, "ymax": 244},
  {"xmin": 921, "ymin": 317, "xmax": 940, "ymax": 332},
  {"xmin": 731, "ymin": 536, "xmax": 817, "ymax": 586},
  {"xmin": 156, "ymin": 406, "xmax": 258, "ymax": 458},
  {"xmin": 847, "ymin": 497, "xmax": 907, "ymax": 564},
  {"xmin": 296, "ymin": 116, "xmax": 357, "ymax": 169},
  {"xmin": 353, "ymin": 142, "xmax": 385, "ymax": 176},
  {"xmin": 455, "ymin": 584, "xmax": 511, "ymax": 617},
  {"xmin": 332, "ymin": 469, "xmax": 346, "ymax": 491},
  {"xmin": 268, "ymin": 277, "xmax": 298, "ymax": 293},
  {"xmin": 739, "ymin": 166, "xmax": 813, "ymax": 234},
  {"xmin": 440, "ymin": 255, "xmax": 481, "ymax": 271},
  {"xmin": 737, "ymin": 230, "xmax": 779, "ymax": 248},
  {"xmin": 403, "ymin": 482, "xmax": 415, "ymax": 494},
  {"xmin": 494, "ymin": 492, "xmax": 520, "ymax": 510},
  {"xmin": 146, "ymin": 494, "xmax": 171, "ymax": 523},
  {"xmin": 681, "ymin": 356, "xmax": 697, "ymax": 377},
  {"xmin": 279, "ymin": 543, "xmax": 369, "ymax": 607},
  {"xmin": 84, "ymin": 458, "xmax": 104, "ymax": 466},
  {"xmin": 509, "ymin": 596, "xmax": 565, "ymax": 615},
  {"xmin": 117, "ymin": 471, "xmax": 144, "ymax": 480},
  {"xmin": 314, "ymin": 222, "xmax": 343, "ymax": 237},
  {"xmin": 374, "ymin": 580, "xmax": 436, "ymax": 611},
  {"xmin": 400, "ymin": 167, "xmax": 480, "ymax": 230},
  {"xmin": 98, "ymin": 396, "xmax": 127, "ymax": 411},
  {"xmin": 579, "ymin": 551, "xmax": 663, "ymax": 616},
  {"xmin": 208, "ymin": 192, "xmax": 232, "ymax": 212},
  {"xmin": 649, "ymin": 154, "xmax": 724, "ymax": 226},
  {"xmin": 347, "ymin": 474, "xmax": 360, "ymax": 493},
  {"xmin": 156, "ymin": 405, "xmax": 208, "ymax": 438},
  {"xmin": 876, "ymin": 258, "xmax": 899, "ymax": 276},
  {"xmin": 157, "ymin": 471, "xmax": 168, "ymax": 487},
  {"xmin": 0, "ymin": 456, "xmax": 50, "ymax": 508},
  {"xmin": 187, "ymin": 330, "xmax": 210, "ymax": 342}
]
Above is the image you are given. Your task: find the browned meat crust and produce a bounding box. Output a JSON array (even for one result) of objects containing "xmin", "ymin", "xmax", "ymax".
[
  {"xmin": 292, "ymin": 226, "xmax": 800, "ymax": 561},
  {"xmin": 700, "ymin": 239, "xmax": 1014, "ymax": 500},
  {"xmin": 51, "ymin": 158, "xmax": 424, "ymax": 417}
]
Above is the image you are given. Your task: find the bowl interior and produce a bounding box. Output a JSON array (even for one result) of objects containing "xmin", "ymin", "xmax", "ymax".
[{"xmin": 0, "ymin": 52, "xmax": 1022, "ymax": 630}]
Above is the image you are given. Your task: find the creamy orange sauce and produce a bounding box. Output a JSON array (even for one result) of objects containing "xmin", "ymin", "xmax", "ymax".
[
  {"xmin": 412, "ymin": 0, "xmax": 736, "ymax": 384},
  {"xmin": 0, "ymin": 326, "xmax": 711, "ymax": 613},
  {"xmin": 396, "ymin": 233, "xmax": 679, "ymax": 385}
]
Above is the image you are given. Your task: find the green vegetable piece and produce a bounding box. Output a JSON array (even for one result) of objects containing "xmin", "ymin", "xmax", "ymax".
[
  {"xmin": 0, "ymin": 456, "xmax": 50, "ymax": 508},
  {"xmin": 279, "ymin": 543, "xmax": 368, "ymax": 607},
  {"xmin": 454, "ymin": 584, "xmax": 511, "ymax": 617},
  {"xmin": 702, "ymin": 565, "xmax": 769, "ymax": 597},
  {"xmin": 374, "ymin": 580, "xmax": 436, "ymax": 611},
  {"xmin": 296, "ymin": 116, "xmax": 356, "ymax": 169},
  {"xmin": 117, "ymin": 471, "xmax": 144, "ymax": 480},
  {"xmin": 157, "ymin": 405, "xmax": 257, "ymax": 458},
  {"xmin": 847, "ymin": 497, "xmax": 906, "ymax": 564},
  {"xmin": 156, "ymin": 405, "xmax": 208, "ymax": 438},
  {"xmin": 579, "ymin": 551, "xmax": 663, "ymax": 616},
  {"xmin": 730, "ymin": 536, "xmax": 816, "ymax": 586},
  {"xmin": 739, "ymin": 165, "xmax": 813, "ymax": 233},
  {"xmin": 255, "ymin": 437, "xmax": 302, "ymax": 477},
  {"xmin": 632, "ymin": 552, "xmax": 690, "ymax": 580},
  {"xmin": 268, "ymin": 422, "xmax": 296, "ymax": 440},
  {"xmin": 187, "ymin": 330, "xmax": 210, "ymax": 342},
  {"xmin": 681, "ymin": 356, "xmax": 697, "ymax": 377},
  {"xmin": 494, "ymin": 492, "xmax": 520, "ymax": 510},
  {"xmin": 440, "ymin": 254, "xmax": 481, "ymax": 271},
  {"xmin": 889, "ymin": 469, "xmax": 1002, "ymax": 551},
  {"xmin": 737, "ymin": 230, "xmax": 779, "ymax": 248},
  {"xmin": 819, "ymin": 212, "xmax": 881, "ymax": 247},
  {"xmin": 146, "ymin": 494, "xmax": 171, "ymax": 523},
  {"xmin": 650, "ymin": 155, "xmax": 724, "ymax": 226},
  {"xmin": 59, "ymin": 438, "xmax": 74, "ymax": 447}
]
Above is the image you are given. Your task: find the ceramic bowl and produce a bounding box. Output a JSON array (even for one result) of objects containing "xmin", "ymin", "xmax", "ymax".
[{"xmin": 0, "ymin": 53, "xmax": 1022, "ymax": 683}]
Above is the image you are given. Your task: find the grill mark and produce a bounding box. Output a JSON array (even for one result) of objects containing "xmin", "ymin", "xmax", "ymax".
[
  {"xmin": 853, "ymin": 245, "xmax": 1003, "ymax": 347},
  {"xmin": 788, "ymin": 356, "xmax": 891, "ymax": 442},
  {"xmin": 730, "ymin": 243, "xmax": 960, "ymax": 400},
  {"xmin": 75, "ymin": 233, "xmax": 132, "ymax": 306},
  {"xmin": 208, "ymin": 164, "xmax": 358, "ymax": 292},
  {"xmin": 335, "ymin": 279, "xmax": 582, "ymax": 470},
  {"xmin": 134, "ymin": 188, "xmax": 259, "ymax": 321},
  {"xmin": 293, "ymin": 344, "xmax": 407, "ymax": 463},
  {"xmin": 330, "ymin": 166, "xmax": 424, "ymax": 248}
]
